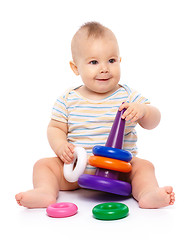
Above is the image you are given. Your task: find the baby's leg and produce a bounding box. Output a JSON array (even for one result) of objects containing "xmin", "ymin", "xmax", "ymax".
[
  {"xmin": 15, "ymin": 157, "xmax": 78, "ymax": 208},
  {"xmin": 129, "ymin": 157, "xmax": 175, "ymax": 209}
]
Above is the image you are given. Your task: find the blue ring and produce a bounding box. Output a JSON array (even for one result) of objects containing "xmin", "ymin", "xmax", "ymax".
[
  {"xmin": 78, "ymin": 174, "xmax": 132, "ymax": 196},
  {"xmin": 92, "ymin": 145, "xmax": 132, "ymax": 162}
]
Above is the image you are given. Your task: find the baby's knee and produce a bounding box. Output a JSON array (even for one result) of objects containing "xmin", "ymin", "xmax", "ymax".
[
  {"xmin": 33, "ymin": 157, "xmax": 59, "ymax": 170},
  {"xmin": 33, "ymin": 157, "xmax": 63, "ymax": 180},
  {"xmin": 140, "ymin": 159, "xmax": 154, "ymax": 169},
  {"xmin": 132, "ymin": 158, "xmax": 155, "ymax": 171},
  {"xmin": 33, "ymin": 158, "xmax": 49, "ymax": 169}
]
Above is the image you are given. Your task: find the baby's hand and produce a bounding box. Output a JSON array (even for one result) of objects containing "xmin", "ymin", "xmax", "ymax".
[
  {"xmin": 57, "ymin": 142, "xmax": 75, "ymax": 164},
  {"xmin": 119, "ymin": 102, "xmax": 147, "ymax": 122}
]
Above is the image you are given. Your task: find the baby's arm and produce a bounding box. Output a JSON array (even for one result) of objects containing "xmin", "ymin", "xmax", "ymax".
[
  {"xmin": 47, "ymin": 120, "xmax": 74, "ymax": 163},
  {"xmin": 119, "ymin": 103, "xmax": 161, "ymax": 129},
  {"xmin": 137, "ymin": 104, "xmax": 161, "ymax": 129}
]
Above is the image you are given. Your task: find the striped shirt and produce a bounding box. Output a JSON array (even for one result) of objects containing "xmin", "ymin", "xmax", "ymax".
[{"xmin": 51, "ymin": 84, "xmax": 150, "ymax": 173}]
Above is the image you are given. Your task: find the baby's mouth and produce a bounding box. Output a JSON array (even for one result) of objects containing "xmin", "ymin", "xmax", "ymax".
[
  {"xmin": 96, "ymin": 78, "xmax": 109, "ymax": 81},
  {"xmin": 95, "ymin": 76, "xmax": 112, "ymax": 81}
]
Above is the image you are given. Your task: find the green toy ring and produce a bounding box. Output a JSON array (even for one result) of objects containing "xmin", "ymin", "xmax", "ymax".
[{"xmin": 92, "ymin": 202, "xmax": 129, "ymax": 220}]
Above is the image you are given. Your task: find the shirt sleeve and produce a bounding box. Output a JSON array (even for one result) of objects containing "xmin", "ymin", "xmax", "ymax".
[
  {"xmin": 51, "ymin": 94, "xmax": 68, "ymax": 123},
  {"xmin": 124, "ymin": 84, "xmax": 150, "ymax": 104}
]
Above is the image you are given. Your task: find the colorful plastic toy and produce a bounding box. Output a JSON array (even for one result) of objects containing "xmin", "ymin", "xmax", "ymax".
[
  {"xmin": 89, "ymin": 156, "xmax": 132, "ymax": 172},
  {"xmin": 46, "ymin": 202, "xmax": 78, "ymax": 218},
  {"xmin": 92, "ymin": 145, "xmax": 132, "ymax": 161},
  {"xmin": 92, "ymin": 202, "xmax": 129, "ymax": 220},
  {"xmin": 64, "ymin": 147, "xmax": 87, "ymax": 182},
  {"xmin": 78, "ymin": 108, "xmax": 132, "ymax": 196}
]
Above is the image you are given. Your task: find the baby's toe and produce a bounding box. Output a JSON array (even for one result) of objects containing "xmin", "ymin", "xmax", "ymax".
[
  {"xmin": 165, "ymin": 186, "xmax": 173, "ymax": 194},
  {"xmin": 15, "ymin": 193, "xmax": 23, "ymax": 205},
  {"xmin": 15, "ymin": 192, "xmax": 22, "ymax": 200},
  {"xmin": 169, "ymin": 192, "xmax": 175, "ymax": 205}
]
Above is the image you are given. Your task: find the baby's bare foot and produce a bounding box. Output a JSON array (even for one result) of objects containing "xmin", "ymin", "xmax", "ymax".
[
  {"xmin": 15, "ymin": 189, "xmax": 56, "ymax": 208},
  {"xmin": 138, "ymin": 186, "xmax": 175, "ymax": 209}
]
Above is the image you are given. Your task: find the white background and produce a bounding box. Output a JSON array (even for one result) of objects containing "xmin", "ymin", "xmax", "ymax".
[{"xmin": 0, "ymin": 0, "xmax": 191, "ymax": 239}]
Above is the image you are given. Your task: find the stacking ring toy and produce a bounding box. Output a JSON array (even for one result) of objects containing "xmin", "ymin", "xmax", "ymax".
[
  {"xmin": 92, "ymin": 202, "xmax": 129, "ymax": 220},
  {"xmin": 64, "ymin": 147, "xmax": 87, "ymax": 182},
  {"xmin": 78, "ymin": 107, "xmax": 133, "ymax": 197},
  {"xmin": 78, "ymin": 174, "xmax": 132, "ymax": 196},
  {"xmin": 46, "ymin": 202, "xmax": 78, "ymax": 218},
  {"xmin": 93, "ymin": 145, "xmax": 132, "ymax": 162},
  {"xmin": 89, "ymin": 156, "xmax": 132, "ymax": 172}
]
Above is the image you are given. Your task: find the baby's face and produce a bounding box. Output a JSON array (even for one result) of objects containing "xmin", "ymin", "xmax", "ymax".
[{"xmin": 73, "ymin": 32, "xmax": 121, "ymax": 95}]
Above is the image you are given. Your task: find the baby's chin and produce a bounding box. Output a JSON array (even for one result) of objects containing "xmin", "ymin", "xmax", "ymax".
[{"xmin": 94, "ymin": 83, "xmax": 120, "ymax": 94}]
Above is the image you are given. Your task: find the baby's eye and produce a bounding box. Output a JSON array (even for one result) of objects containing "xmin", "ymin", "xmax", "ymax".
[
  {"xmin": 109, "ymin": 58, "xmax": 116, "ymax": 63},
  {"xmin": 89, "ymin": 60, "xmax": 98, "ymax": 65}
]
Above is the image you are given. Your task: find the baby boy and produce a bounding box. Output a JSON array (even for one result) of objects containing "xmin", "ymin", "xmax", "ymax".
[{"xmin": 16, "ymin": 22, "xmax": 175, "ymax": 209}]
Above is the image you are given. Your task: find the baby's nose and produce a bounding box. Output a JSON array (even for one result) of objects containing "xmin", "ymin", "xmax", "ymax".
[{"xmin": 100, "ymin": 64, "xmax": 109, "ymax": 73}]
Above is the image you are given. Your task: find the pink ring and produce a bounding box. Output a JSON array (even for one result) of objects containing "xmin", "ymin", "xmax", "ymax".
[{"xmin": 46, "ymin": 202, "xmax": 78, "ymax": 218}]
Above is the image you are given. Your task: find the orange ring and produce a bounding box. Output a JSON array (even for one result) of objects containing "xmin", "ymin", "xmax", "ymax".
[{"xmin": 88, "ymin": 156, "xmax": 132, "ymax": 173}]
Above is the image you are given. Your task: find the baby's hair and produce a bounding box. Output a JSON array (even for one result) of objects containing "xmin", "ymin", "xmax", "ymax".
[
  {"xmin": 71, "ymin": 22, "xmax": 114, "ymax": 63},
  {"xmin": 79, "ymin": 21, "xmax": 106, "ymax": 38}
]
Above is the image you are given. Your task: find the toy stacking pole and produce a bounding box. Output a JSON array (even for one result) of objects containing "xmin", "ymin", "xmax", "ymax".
[
  {"xmin": 78, "ymin": 106, "xmax": 132, "ymax": 196},
  {"xmin": 105, "ymin": 108, "xmax": 126, "ymax": 149},
  {"xmin": 95, "ymin": 109, "xmax": 126, "ymax": 179}
]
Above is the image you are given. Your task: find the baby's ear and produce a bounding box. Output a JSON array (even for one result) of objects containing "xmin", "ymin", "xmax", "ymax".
[{"xmin": 69, "ymin": 61, "xmax": 79, "ymax": 75}]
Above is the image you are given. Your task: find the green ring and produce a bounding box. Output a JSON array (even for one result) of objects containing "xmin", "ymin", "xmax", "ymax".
[{"xmin": 92, "ymin": 202, "xmax": 129, "ymax": 220}]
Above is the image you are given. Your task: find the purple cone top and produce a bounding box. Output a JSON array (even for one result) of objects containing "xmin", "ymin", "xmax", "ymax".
[{"xmin": 105, "ymin": 108, "xmax": 126, "ymax": 149}]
